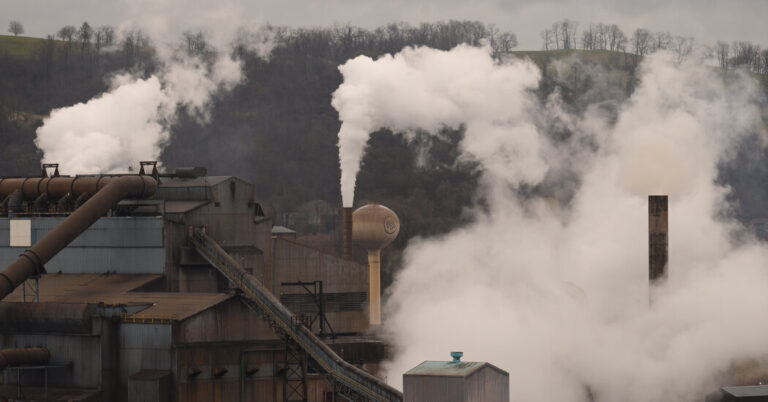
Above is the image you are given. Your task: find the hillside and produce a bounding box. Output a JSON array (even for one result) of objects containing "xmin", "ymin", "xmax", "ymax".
[
  {"xmin": 0, "ymin": 35, "xmax": 48, "ymax": 58},
  {"xmin": 1, "ymin": 28, "xmax": 767, "ymax": 287}
]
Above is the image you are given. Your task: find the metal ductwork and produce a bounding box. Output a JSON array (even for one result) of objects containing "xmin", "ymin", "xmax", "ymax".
[
  {"xmin": 0, "ymin": 175, "xmax": 158, "ymax": 300},
  {"xmin": 0, "ymin": 347, "xmax": 50, "ymax": 370}
]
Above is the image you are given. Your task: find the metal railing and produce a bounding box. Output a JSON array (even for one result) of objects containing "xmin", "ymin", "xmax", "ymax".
[{"xmin": 189, "ymin": 228, "xmax": 403, "ymax": 402}]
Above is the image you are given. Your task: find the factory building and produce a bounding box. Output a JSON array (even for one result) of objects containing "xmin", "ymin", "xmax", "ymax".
[
  {"xmin": 403, "ymin": 352, "xmax": 509, "ymax": 402},
  {"xmin": 0, "ymin": 166, "xmax": 397, "ymax": 401}
]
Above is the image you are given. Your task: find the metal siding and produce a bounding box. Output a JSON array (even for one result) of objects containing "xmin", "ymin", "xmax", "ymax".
[
  {"xmin": 0, "ymin": 217, "xmax": 164, "ymax": 274},
  {"xmin": 464, "ymin": 367, "xmax": 509, "ymax": 402},
  {"xmin": 272, "ymin": 239, "xmax": 369, "ymax": 334},
  {"xmin": 177, "ymin": 298, "xmax": 277, "ymax": 343},
  {"xmin": 119, "ymin": 324, "xmax": 173, "ymax": 402},
  {"xmin": 0, "ymin": 333, "xmax": 102, "ymax": 388},
  {"xmin": 404, "ymin": 375, "xmax": 464, "ymax": 402}
]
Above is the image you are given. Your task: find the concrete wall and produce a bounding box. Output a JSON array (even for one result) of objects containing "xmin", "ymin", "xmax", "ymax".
[{"xmin": 0, "ymin": 217, "xmax": 164, "ymax": 274}]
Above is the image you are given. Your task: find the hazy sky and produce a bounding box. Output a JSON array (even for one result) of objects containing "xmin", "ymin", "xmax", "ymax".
[{"xmin": 3, "ymin": 0, "xmax": 767, "ymax": 50}]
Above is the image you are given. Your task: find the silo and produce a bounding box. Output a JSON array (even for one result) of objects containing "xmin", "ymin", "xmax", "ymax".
[{"xmin": 352, "ymin": 203, "xmax": 399, "ymax": 325}]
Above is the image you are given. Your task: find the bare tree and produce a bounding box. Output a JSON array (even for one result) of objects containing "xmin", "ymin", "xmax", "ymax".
[
  {"xmin": 650, "ymin": 31, "xmax": 672, "ymax": 52},
  {"xmin": 57, "ymin": 25, "xmax": 76, "ymax": 41},
  {"xmin": 78, "ymin": 22, "xmax": 92, "ymax": 50},
  {"xmin": 632, "ymin": 29, "xmax": 650, "ymax": 56},
  {"xmin": 761, "ymin": 49, "xmax": 768, "ymax": 75},
  {"xmin": 716, "ymin": 41, "xmax": 730, "ymax": 72},
  {"xmin": 581, "ymin": 24, "xmax": 595, "ymax": 50},
  {"xmin": 8, "ymin": 21, "xmax": 24, "ymax": 36},
  {"xmin": 671, "ymin": 36, "xmax": 694, "ymax": 64},
  {"xmin": 100, "ymin": 25, "xmax": 115, "ymax": 46},
  {"xmin": 607, "ymin": 24, "xmax": 626, "ymax": 52},
  {"xmin": 541, "ymin": 28, "xmax": 554, "ymax": 50},
  {"xmin": 731, "ymin": 41, "xmax": 761, "ymax": 71},
  {"xmin": 489, "ymin": 28, "xmax": 517, "ymax": 57}
]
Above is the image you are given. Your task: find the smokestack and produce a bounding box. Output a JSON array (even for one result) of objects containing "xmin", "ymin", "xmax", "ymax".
[
  {"xmin": 649, "ymin": 195, "xmax": 668, "ymax": 284},
  {"xmin": 352, "ymin": 203, "xmax": 400, "ymax": 326},
  {"xmin": 343, "ymin": 207, "xmax": 353, "ymax": 260}
]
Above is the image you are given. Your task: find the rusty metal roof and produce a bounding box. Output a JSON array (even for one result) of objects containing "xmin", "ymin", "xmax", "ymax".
[
  {"xmin": 404, "ymin": 361, "xmax": 508, "ymax": 378},
  {"xmin": 5, "ymin": 273, "xmax": 232, "ymax": 321}
]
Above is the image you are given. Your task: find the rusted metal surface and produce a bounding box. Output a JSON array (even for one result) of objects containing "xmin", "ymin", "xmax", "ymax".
[
  {"xmin": 649, "ymin": 195, "xmax": 668, "ymax": 283},
  {"xmin": 0, "ymin": 347, "xmax": 50, "ymax": 370},
  {"xmin": 1, "ymin": 273, "xmax": 229, "ymax": 322},
  {"xmin": 0, "ymin": 302, "xmax": 94, "ymax": 333},
  {"xmin": 0, "ymin": 175, "xmax": 158, "ymax": 300},
  {"xmin": 342, "ymin": 207, "xmax": 353, "ymax": 260}
]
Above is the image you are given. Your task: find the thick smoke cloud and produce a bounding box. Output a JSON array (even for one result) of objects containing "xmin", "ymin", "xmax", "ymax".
[
  {"xmin": 333, "ymin": 45, "xmax": 544, "ymax": 206},
  {"xmin": 334, "ymin": 45, "xmax": 768, "ymax": 401},
  {"xmin": 34, "ymin": 54, "xmax": 243, "ymax": 174}
]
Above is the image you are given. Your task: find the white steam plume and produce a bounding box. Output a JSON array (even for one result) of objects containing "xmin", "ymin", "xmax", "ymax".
[
  {"xmin": 334, "ymin": 45, "xmax": 768, "ymax": 401},
  {"xmin": 332, "ymin": 45, "xmax": 544, "ymax": 207},
  {"xmin": 34, "ymin": 36, "xmax": 244, "ymax": 174}
]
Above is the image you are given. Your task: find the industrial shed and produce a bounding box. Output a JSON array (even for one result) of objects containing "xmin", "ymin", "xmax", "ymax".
[{"xmin": 403, "ymin": 354, "xmax": 509, "ymax": 402}]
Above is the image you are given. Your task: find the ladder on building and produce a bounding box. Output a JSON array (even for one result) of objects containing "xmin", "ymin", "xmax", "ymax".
[{"xmin": 189, "ymin": 228, "xmax": 403, "ymax": 402}]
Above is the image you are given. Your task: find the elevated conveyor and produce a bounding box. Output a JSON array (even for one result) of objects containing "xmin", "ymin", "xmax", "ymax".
[{"xmin": 189, "ymin": 228, "xmax": 403, "ymax": 402}]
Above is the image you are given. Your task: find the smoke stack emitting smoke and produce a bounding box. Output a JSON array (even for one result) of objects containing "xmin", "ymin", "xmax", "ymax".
[
  {"xmin": 34, "ymin": 25, "xmax": 275, "ymax": 175},
  {"xmin": 334, "ymin": 46, "xmax": 768, "ymax": 401}
]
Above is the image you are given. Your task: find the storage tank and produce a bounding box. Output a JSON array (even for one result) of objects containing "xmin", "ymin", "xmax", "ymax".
[{"xmin": 352, "ymin": 203, "xmax": 399, "ymax": 325}]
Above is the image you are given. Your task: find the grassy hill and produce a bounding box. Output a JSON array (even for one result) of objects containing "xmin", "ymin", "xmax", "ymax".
[{"xmin": 0, "ymin": 35, "xmax": 47, "ymax": 59}]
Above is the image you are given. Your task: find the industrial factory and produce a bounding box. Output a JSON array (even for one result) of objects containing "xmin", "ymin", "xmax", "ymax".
[
  {"xmin": 0, "ymin": 163, "xmax": 763, "ymax": 402},
  {"xmin": 0, "ymin": 163, "xmax": 515, "ymax": 402}
]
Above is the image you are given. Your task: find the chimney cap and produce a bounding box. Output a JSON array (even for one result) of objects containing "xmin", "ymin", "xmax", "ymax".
[{"xmin": 450, "ymin": 351, "xmax": 463, "ymax": 363}]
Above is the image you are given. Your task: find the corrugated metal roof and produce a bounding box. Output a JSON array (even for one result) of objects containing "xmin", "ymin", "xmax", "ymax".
[
  {"xmin": 4, "ymin": 273, "xmax": 232, "ymax": 321},
  {"xmin": 722, "ymin": 385, "xmax": 768, "ymax": 397},
  {"xmin": 404, "ymin": 361, "xmax": 507, "ymax": 377},
  {"xmin": 164, "ymin": 200, "xmax": 210, "ymax": 213},
  {"xmin": 159, "ymin": 176, "xmax": 231, "ymax": 188}
]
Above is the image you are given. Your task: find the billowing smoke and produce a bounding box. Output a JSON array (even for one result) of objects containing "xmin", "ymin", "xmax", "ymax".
[
  {"xmin": 334, "ymin": 45, "xmax": 768, "ymax": 401},
  {"xmin": 332, "ymin": 45, "xmax": 544, "ymax": 207},
  {"xmin": 35, "ymin": 55, "xmax": 241, "ymax": 174}
]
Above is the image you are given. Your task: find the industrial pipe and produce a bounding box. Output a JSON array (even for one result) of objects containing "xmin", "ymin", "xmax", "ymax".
[
  {"xmin": 0, "ymin": 347, "xmax": 50, "ymax": 370},
  {"xmin": 649, "ymin": 195, "xmax": 668, "ymax": 284},
  {"xmin": 342, "ymin": 207, "xmax": 353, "ymax": 260},
  {"xmin": 0, "ymin": 175, "xmax": 158, "ymax": 300}
]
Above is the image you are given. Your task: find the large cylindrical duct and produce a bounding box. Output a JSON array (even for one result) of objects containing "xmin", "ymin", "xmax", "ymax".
[
  {"xmin": 0, "ymin": 347, "xmax": 50, "ymax": 370},
  {"xmin": 352, "ymin": 203, "xmax": 400, "ymax": 326},
  {"xmin": 0, "ymin": 175, "xmax": 158, "ymax": 300}
]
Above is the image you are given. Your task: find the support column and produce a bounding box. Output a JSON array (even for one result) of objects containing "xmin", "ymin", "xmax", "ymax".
[
  {"xmin": 368, "ymin": 250, "xmax": 381, "ymax": 326},
  {"xmin": 649, "ymin": 195, "xmax": 668, "ymax": 284}
]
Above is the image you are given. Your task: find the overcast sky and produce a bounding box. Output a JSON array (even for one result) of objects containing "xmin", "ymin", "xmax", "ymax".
[{"xmin": 3, "ymin": 0, "xmax": 767, "ymax": 50}]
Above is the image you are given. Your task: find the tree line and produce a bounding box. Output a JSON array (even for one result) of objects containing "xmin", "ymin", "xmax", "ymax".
[{"xmin": 541, "ymin": 18, "xmax": 768, "ymax": 75}]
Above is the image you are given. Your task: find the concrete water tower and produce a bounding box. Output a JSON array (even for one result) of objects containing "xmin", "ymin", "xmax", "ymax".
[{"xmin": 352, "ymin": 203, "xmax": 400, "ymax": 325}]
